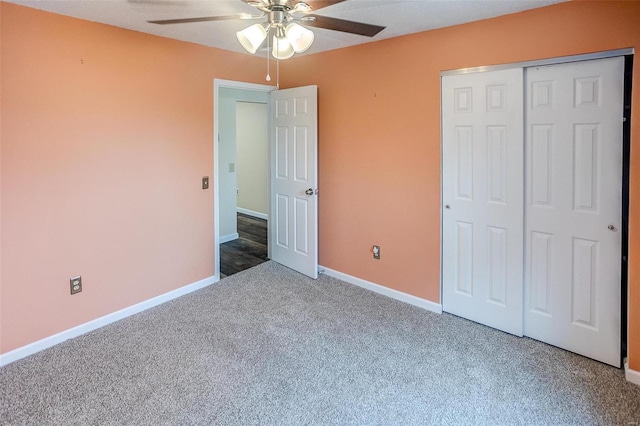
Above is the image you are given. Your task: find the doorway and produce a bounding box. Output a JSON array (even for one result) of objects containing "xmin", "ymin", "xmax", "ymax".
[
  {"xmin": 220, "ymin": 100, "xmax": 269, "ymax": 277},
  {"xmin": 214, "ymin": 79, "xmax": 274, "ymax": 280},
  {"xmin": 214, "ymin": 81, "xmax": 320, "ymax": 280}
]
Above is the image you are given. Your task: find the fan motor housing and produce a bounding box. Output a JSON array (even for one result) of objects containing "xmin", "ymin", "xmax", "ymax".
[
  {"xmin": 268, "ymin": 9, "xmax": 287, "ymax": 25},
  {"xmin": 272, "ymin": 0, "xmax": 295, "ymax": 8}
]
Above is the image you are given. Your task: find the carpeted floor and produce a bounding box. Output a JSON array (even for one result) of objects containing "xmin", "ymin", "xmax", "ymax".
[{"xmin": 2, "ymin": 261, "xmax": 640, "ymax": 425}]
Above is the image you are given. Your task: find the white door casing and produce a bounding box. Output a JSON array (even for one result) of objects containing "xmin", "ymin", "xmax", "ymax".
[
  {"xmin": 270, "ymin": 85, "xmax": 319, "ymax": 279},
  {"xmin": 524, "ymin": 57, "xmax": 624, "ymax": 367},
  {"xmin": 442, "ymin": 68, "xmax": 525, "ymax": 336}
]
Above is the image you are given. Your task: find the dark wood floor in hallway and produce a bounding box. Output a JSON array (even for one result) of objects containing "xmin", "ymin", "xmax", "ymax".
[{"xmin": 220, "ymin": 213, "xmax": 268, "ymax": 278}]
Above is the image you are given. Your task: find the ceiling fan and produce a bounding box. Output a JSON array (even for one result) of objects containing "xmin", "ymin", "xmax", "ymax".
[{"xmin": 147, "ymin": 0, "xmax": 386, "ymax": 60}]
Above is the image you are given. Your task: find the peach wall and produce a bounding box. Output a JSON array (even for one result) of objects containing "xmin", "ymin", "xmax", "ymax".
[
  {"xmin": 283, "ymin": 1, "xmax": 640, "ymax": 367},
  {"xmin": 0, "ymin": 0, "xmax": 4, "ymax": 353},
  {"xmin": 0, "ymin": 2, "xmax": 266, "ymax": 353},
  {"xmin": 3, "ymin": 0, "xmax": 640, "ymax": 372}
]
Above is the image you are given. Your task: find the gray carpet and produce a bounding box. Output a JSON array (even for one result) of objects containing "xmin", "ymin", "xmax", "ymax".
[{"xmin": 2, "ymin": 261, "xmax": 640, "ymax": 425}]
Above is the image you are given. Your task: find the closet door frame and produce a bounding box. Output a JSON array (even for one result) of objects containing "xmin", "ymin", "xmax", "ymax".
[{"xmin": 440, "ymin": 48, "xmax": 633, "ymax": 365}]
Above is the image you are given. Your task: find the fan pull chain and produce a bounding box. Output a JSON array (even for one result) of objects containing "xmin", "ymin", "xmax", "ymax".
[
  {"xmin": 276, "ymin": 35, "xmax": 280, "ymax": 90},
  {"xmin": 265, "ymin": 28, "xmax": 271, "ymax": 82}
]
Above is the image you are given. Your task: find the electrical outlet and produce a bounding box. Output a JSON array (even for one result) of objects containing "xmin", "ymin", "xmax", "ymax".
[
  {"xmin": 373, "ymin": 245, "xmax": 381, "ymax": 260},
  {"xmin": 70, "ymin": 276, "xmax": 82, "ymax": 295},
  {"xmin": 202, "ymin": 176, "xmax": 209, "ymax": 190}
]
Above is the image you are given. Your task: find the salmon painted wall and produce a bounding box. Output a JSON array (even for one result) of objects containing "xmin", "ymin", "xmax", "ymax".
[
  {"xmin": 3, "ymin": 0, "xmax": 640, "ymax": 372},
  {"xmin": 0, "ymin": 2, "xmax": 266, "ymax": 354},
  {"xmin": 282, "ymin": 1, "xmax": 640, "ymax": 367}
]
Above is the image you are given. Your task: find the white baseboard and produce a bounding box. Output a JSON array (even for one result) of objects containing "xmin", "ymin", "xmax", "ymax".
[
  {"xmin": 319, "ymin": 266, "xmax": 442, "ymax": 314},
  {"xmin": 237, "ymin": 208, "xmax": 268, "ymax": 221},
  {"xmin": 0, "ymin": 275, "xmax": 217, "ymax": 367},
  {"xmin": 219, "ymin": 233, "xmax": 239, "ymax": 244},
  {"xmin": 625, "ymin": 360, "xmax": 640, "ymax": 386}
]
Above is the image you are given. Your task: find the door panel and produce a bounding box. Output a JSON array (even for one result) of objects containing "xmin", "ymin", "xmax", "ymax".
[
  {"xmin": 270, "ymin": 86, "xmax": 318, "ymax": 279},
  {"xmin": 524, "ymin": 57, "xmax": 623, "ymax": 367},
  {"xmin": 442, "ymin": 68, "xmax": 524, "ymax": 336}
]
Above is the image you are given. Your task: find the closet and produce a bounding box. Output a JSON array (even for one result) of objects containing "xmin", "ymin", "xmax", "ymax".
[{"xmin": 441, "ymin": 56, "xmax": 625, "ymax": 367}]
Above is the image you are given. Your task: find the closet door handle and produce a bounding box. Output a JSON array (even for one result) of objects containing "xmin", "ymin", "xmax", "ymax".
[{"xmin": 608, "ymin": 224, "xmax": 617, "ymax": 231}]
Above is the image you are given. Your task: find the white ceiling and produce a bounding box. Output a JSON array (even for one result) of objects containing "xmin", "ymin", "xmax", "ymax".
[{"xmin": 6, "ymin": 0, "xmax": 568, "ymax": 56}]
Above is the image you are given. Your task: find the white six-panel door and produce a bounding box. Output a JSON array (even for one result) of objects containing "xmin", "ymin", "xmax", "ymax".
[
  {"xmin": 270, "ymin": 85, "xmax": 318, "ymax": 279},
  {"xmin": 442, "ymin": 68, "xmax": 525, "ymax": 336},
  {"xmin": 524, "ymin": 57, "xmax": 623, "ymax": 367}
]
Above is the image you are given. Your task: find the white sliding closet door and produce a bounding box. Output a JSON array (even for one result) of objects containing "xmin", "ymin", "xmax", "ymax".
[
  {"xmin": 524, "ymin": 57, "xmax": 624, "ymax": 367},
  {"xmin": 442, "ymin": 68, "xmax": 524, "ymax": 336}
]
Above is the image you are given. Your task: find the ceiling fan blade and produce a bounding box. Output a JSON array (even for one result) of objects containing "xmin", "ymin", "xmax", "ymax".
[
  {"xmin": 304, "ymin": 15, "xmax": 385, "ymax": 37},
  {"xmin": 148, "ymin": 15, "xmax": 245, "ymax": 25},
  {"xmin": 240, "ymin": 0, "xmax": 270, "ymax": 12},
  {"xmin": 240, "ymin": 0, "xmax": 345, "ymax": 12},
  {"xmin": 304, "ymin": 0, "xmax": 347, "ymax": 11}
]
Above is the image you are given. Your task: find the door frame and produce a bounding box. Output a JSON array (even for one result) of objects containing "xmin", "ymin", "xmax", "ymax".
[
  {"xmin": 439, "ymin": 47, "xmax": 634, "ymax": 363},
  {"xmin": 213, "ymin": 79, "xmax": 275, "ymax": 281}
]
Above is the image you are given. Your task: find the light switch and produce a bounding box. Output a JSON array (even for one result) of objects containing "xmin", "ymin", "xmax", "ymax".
[
  {"xmin": 229, "ymin": 163, "xmax": 235, "ymax": 173},
  {"xmin": 202, "ymin": 176, "xmax": 209, "ymax": 190}
]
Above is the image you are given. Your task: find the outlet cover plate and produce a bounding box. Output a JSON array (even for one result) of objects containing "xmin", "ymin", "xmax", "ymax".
[
  {"xmin": 202, "ymin": 176, "xmax": 209, "ymax": 190},
  {"xmin": 70, "ymin": 276, "xmax": 82, "ymax": 295},
  {"xmin": 373, "ymin": 245, "xmax": 381, "ymax": 260}
]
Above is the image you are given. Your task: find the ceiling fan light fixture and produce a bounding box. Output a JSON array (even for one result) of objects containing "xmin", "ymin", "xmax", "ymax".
[
  {"xmin": 236, "ymin": 23, "xmax": 267, "ymax": 54},
  {"xmin": 272, "ymin": 31, "xmax": 295, "ymax": 60},
  {"xmin": 285, "ymin": 23, "xmax": 314, "ymax": 53}
]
